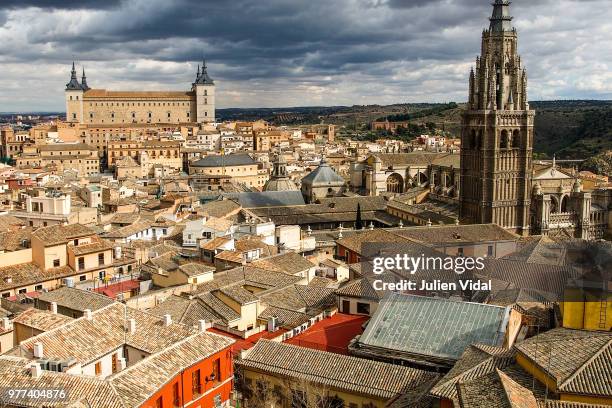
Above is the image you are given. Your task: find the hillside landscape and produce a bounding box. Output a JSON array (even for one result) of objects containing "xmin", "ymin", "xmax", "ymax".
[{"xmin": 218, "ymin": 100, "xmax": 612, "ymax": 161}]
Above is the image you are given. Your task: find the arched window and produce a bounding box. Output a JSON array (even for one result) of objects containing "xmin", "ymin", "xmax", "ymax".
[
  {"xmin": 561, "ymin": 195, "xmax": 568, "ymax": 213},
  {"xmin": 500, "ymin": 130, "xmax": 509, "ymax": 149},
  {"xmin": 470, "ymin": 129, "xmax": 477, "ymax": 149},
  {"xmin": 512, "ymin": 130, "xmax": 520, "ymax": 148},
  {"xmin": 386, "ymin": 173, "xmax": 404, "ymax": 194}
]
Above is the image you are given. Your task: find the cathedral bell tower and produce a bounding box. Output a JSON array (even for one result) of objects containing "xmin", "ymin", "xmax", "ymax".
[{"xmin": 459, "ymin": 0, "xmax": 535, "ymax": 235}]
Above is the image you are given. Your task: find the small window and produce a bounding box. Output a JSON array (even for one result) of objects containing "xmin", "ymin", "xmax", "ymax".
[
  {"xmin": 53, "ymin": 259, "xmax": 60, "ymax": 267},
  {"xmin": 78, "ymin": 257, "xmax": 85, "ymax": 270},
  {"xmin": 192, "ymin": 369, "xmax": 201, "ymax": 395},
  {"xmin": 2, "ymin": 292, "xmax": 10, "ymax": 298},
  {"xmin": 155, "ymin": 396, "xmax": 162, "ymax": 408},
  {"xmin": 356, "ymin": 302, "xmax": 370, "ymax": 315},
  {"xmin": 18, "ymin": 288, "xmax": 27, "ymax": 294},
  {"xmin": 487, "ymin": 245, "xmax": 494, "ymax": 257},
  {"xmin": 95, "ymin": 361, "xmax": 102, "ymax": 376},
  {"xmin": 98, "ymin": 253, "xmax": 105, "ymax": 266},
  {"xmin": 79, "ymin": 275, "xmax": 86, "ymax": 282},
  {"xmin": 212, "ymin": 358, "xmax": 220, "ymax": 382},
  {"xmin": 457, "ymin": 247, "xmax": 464, "ymax": 257},
  {"xmin": 34, "ymin": 285, "xmax": 43, "ymax": 291}
]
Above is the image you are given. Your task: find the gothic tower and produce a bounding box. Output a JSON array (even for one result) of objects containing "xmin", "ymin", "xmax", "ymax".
[
  {"xmin": 459, "ymin": 0, "xmax": 535, "ymax": 235},
  {"xmin": 192, "ymin": 59, "xmax": 216, "ymax": 123}
]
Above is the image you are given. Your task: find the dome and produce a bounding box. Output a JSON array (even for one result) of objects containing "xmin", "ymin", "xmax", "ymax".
[
  {"xmin": 263, "ymin": 178, "xmax": 299, "ymax": 192},
  {"xmin": 301, "ymin": 157, "xmax": 345, "ymax": 187},
  {"xmin": 264, "ymin": 150, "xmax": 299, "ymax": 192}
]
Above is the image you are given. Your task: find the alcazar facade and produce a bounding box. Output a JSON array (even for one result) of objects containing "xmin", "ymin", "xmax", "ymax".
[{"xmin": 65, "ymin": 61, "xmax": 215, "ymax": 125}]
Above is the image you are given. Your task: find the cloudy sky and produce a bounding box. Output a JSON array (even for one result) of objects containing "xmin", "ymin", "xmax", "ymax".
[{"xmin": 0, "ymin": 0, "xmax": 610, "ymax": 112}]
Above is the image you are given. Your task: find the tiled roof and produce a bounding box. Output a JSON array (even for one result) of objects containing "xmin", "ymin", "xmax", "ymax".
[
  {"xmin": 178, "ymin": 262, "xmax": 214, "ymax": 277},
  {"xmin": 109, "ymin": 331, "xmax": 234, "ymax": 407},
  {"xmin": 394, "ymin": 223, "xmax": 518, "ymax": 245},
  {"xmin": 239, "ymin": 340, "xmax": 439, "ymax": 400},
  {"xmin": 430, "ymin": 344, "xmax": 515, "ymax": 400},
  {"xmin": 203, "ymin": 215, "xmax": 233, "ymax": 232},
  {"xmin": 260, "ymin": 285, "xmax": 335, "ymax": 312},
  {"xmin": 198, "ymin": 292, "xmax": 241, "ymax": 323},
  {"xmin": 222, "ymin": 191, "xmax": 306, "ymax": 208},
  {"xmin": 70, "ymin": 239, "xmax": 114, "ymax": 256},
  {"xmin": 191, "ymin": 153, "xmax": 255, "ymax": 167},
  {"xmin": 0, "ymin": 356, "xmax": 123, "ymax": 408},
  {"xmin": 335, "ymin": 277, "xmax": 381, "ymax": 300},
  {"xmin": 0, "ymin": 214, "xmax": 25, "ymax": 232},
  {"xmin": 16, "ymin": 303, "xmax": 196, "ymax": 366},
  {"xmin": 37, "ymin": 287, "xmax": 116, "ymax": 312},
  {"xmin": 515, "ymin": 328, "xmax": 612, "ymax": 398},
  {"xmin": 84, "ymin": 89, "xmax": 192, "ymax": 99},
  {"xmin": 476, "ymin": 259, "xmax": 578, "ymax": 297},
  {"xmin": 0, "ymin": 227, "xmax": 32, "ymax": 251},
  {"xmin": 456, "ymin": 367, "xmax": 540, "ymax": 408},
  {"xmin": 104, "ymin": 221, "xmax": 152, "ymax": 239},
  {"xmin": 199, "ymin": 199, "xmax": 241, "ymax": 218},
  {"xmin": 336, "ymin": 229, "xmax": 403, "ymax": 254},
  {"xmin": 257, "ymin": 306, "xmax": 310, "ymax": 328},
  {"xmin": 147, "ymin": 294, "xmax": 221, "ymax": 326},
  {"xmin": 218, "ymin": 285, "xmax": 259, "ymax": 305},
  {"xmin": 251, "ymin": 252, "xmax": 314, "ymax": 275},
  {"xmin": 13, "ymin": 308, "xmax": 73, "ymax": 332},
  {"xmin": 0, "ymin": 331, "xmax": 234, "ymax": 408},
  {"xmin": 200, "ymin": 236, "xmax": 231, "ymax": 250},
  {"xmin": 0, "ymin": 263, "xmax": 74, "ymax": 292},
  {"xmin": 32, "ymin": 224, "xmax": 96, "ymax": 246}
]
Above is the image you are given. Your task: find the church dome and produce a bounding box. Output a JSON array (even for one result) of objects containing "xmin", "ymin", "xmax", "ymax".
[
  {"xmin": 301, "ymin": 157, "xmax": 345, "ymax": 188},
  {"xmin": 264, "ymin": 150, "xmax": 299, "ymax": 192}
]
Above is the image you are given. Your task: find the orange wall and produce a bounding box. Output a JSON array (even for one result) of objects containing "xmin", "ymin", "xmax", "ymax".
[{"xmin": 141, "ymin": 346, "xmax": 233, "ymax": 408}]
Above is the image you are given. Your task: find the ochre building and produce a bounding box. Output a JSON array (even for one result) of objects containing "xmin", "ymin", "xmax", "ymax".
[{"xmin": 65, "ymin": 61, "xmax": 215, "ymax": 125}]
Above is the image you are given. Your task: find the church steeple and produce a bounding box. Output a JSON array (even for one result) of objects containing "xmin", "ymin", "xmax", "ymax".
[
  {"xmin": 81, "ymin": 67, "xmax": 90, "ymax": 91},
  {"xmin": 459, "ymin": 0, "xmax": 534, "ymax": 236},
  {"xmin": 489, "ymin": 0, "xmax": 513, "ymax": 32},
  {"xmin": 65, "ymin": 61, "xmax": 82, "ymax": 90},
  {"xmin": 194, "ymin": 59, "xmax": 214, "ymax": 85}
]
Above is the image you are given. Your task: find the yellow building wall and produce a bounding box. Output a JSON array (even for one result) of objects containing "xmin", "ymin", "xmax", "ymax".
[
  {"xmin": 68, "ymin": 248, "xmax": 113, "ymax": 274},
  {"xmin": 0, "ymin": 248, "xmax": 32, "ymax": 267},
  {"xmin": 151, "ymin": 270, "xmax": 188, "ymax": 288},
  {"xmin": 562, "ymin": 290, "xmax": 612, "ymax": 331},
  {"xmin": 242, "ymin": 369, "xmax": 387, "ymax": 408}
]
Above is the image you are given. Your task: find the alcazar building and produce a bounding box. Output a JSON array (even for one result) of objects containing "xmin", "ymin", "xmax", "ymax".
[
  {"xmin": 65, "ymin": 60, "xmax": 215, "ymax": 125},
  {"xmin": 350, "ymin": 0, "xmax": 611, "ymax": 240}
]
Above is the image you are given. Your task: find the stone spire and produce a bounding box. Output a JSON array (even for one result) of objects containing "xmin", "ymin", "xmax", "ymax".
[
  {"xmin": 194, "ymin": 59, "xmax": 214, "ymax": 85},
  {"xmin": 81, "ymin": 67, "xmax": 90, "ymax": 91},
  {"xmin": 65, "ymin": 61, "xmax": 82, "ymax": 90},
  {"xmin": 489, "ymin": 0, "xmax": 513, "ymax": 32}
]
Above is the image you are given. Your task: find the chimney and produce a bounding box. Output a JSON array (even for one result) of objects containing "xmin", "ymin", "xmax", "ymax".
[
  {"xmin": 30, "ymin": 363, "xmax": 42, "ymax": 379},
  {"xmin": 198, "ymin": 320, "xmax": 209, "ymax": 332},
  {"xmin": 84, "ymin": 309, "xmax": 92, "ymax": 320},
  {"xmin": 33, "ymin": 342, "xmax": 44, "ymax": 358},
  {"xmin": 1, "ymin": 317, "xmax": 11, "ymax": 330},
  {"xmin": 50, "ymin": 302, "xmax": 58, "ymax": 314},
  {"xmin": 128, "ymin": 318, "xmax": 136, "ymax": 334},
  {"xmin": 163, "ymin": 314, "xmax": 172, "ymax": 326}
]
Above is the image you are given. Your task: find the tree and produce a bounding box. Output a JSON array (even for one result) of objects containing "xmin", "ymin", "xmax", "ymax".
[
  {"xmin": 236, "ymin": 365, "xmax": 346, "ymax": 408},
  {"xmin": 355, "ymin": 203, "xmax": 363, "ymax": 230}
]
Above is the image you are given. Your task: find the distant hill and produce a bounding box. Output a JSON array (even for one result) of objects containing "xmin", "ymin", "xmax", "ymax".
[{"xmin": 218, "ymin": 100, "xmax": 612, "ymax": 159}]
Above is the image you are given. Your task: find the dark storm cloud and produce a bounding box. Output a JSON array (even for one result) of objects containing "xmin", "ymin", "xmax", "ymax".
[
  {"xmin": 0, "ymin": 0, "xmax": 609, "ymax": 111},
  {"xmin": 0, "ymin": 0, "xmax": 122, "ymax": 9}
]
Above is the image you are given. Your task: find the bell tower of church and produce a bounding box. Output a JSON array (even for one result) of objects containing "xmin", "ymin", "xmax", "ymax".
[{"xmin": 459, "ymin": 0, "xmax": 535, "ymax": 235}]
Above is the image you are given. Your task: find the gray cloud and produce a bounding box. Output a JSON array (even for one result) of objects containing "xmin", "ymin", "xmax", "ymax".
[{"xmin": 0, "ymin": 0, "xmax": 610, "ymax": 111}]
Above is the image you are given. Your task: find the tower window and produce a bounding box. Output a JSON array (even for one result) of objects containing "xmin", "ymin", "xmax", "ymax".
[{"xmin": 500, "ymin": 130, "xmax": 509, "ymax": 148}]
